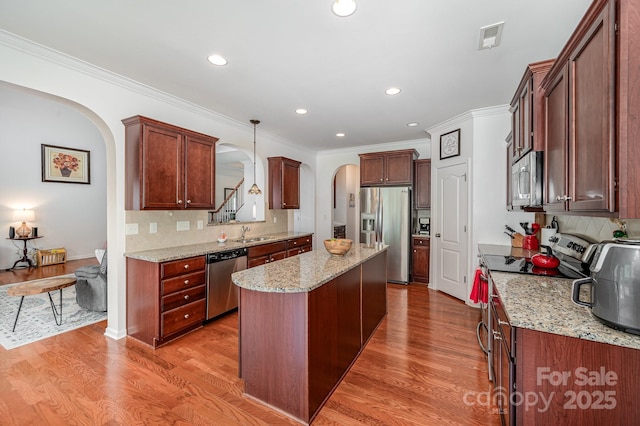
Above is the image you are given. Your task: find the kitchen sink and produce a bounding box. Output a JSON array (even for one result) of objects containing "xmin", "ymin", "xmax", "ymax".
[{"xmin": 232, "ymin": 236, "xmax": 274, "ymax": 243}]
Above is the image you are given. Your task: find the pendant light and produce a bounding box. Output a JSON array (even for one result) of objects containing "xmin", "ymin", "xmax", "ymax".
[{"xmin": 248, "ymin": 119, "xmax": 262, "ymax": 195}]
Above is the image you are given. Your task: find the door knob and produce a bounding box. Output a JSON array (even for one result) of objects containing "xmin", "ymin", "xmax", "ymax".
[{"xmin": 435, "ymin": 233, "xmax": 441, "ymax": 237}]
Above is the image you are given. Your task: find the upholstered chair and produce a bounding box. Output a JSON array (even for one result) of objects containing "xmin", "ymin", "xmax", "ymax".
[{"xmin": 74, "ymin": 251, "xmax": 107, "ymax": 311}]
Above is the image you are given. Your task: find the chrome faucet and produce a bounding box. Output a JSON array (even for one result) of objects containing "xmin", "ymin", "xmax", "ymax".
[{"xmin": 241, "ymin": 225, "xmax": 250, "ymax": 239}]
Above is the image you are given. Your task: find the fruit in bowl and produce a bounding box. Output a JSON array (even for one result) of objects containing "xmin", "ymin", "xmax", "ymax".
[{"xmin": 323, "ymin": 238, "xmax": 353, "ymax": 256}]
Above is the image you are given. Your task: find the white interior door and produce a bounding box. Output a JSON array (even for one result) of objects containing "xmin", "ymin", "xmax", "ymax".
[{"xmin": 433, "ymin": 162, "xmax": 468, "ymax": 300}]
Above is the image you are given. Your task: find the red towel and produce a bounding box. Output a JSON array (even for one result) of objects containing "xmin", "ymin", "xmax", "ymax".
[{"xmin": 470, "ymin": 268, "xmax": 488, "ymax": 304}]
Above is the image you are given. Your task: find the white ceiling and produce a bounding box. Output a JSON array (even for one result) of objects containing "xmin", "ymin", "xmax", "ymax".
[{"xmin": 0, "ymin": 0, "xmax": 592, "ymax": 151}]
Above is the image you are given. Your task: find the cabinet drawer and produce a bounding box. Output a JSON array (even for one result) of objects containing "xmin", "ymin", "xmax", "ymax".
[
  {"xmin": 161, "ymin": 299, "xmax": 205, "ymax": 337},
  {"xmin": 413, "ymin": 237, "xmax": 429, "ymax": 246},
  {"xmin": 288, "ymin": 235, "xmax": 312, "ymax": 248},
  {"xmin": 161, "ymin": 270, "xmax": 206, "ymax": 295},
  {"xmin": 161, "ymin": 284, "xmax": 206, "ymax": 312},
  {"xmin": 161, "ymin": 256, "xmax": 205, "ymax": 279},
  {"xmin": 287, "ymin": 244, "xmax": 312, "ymax": 257},
  {"xmin": 248, "ymin": 241, "xmax": 287, "ymax": 258}
]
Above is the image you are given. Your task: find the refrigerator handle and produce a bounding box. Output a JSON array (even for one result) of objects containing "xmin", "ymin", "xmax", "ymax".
[{"xmin": 376, "ymin": 191, "xmax": 383, "ymax": 243}]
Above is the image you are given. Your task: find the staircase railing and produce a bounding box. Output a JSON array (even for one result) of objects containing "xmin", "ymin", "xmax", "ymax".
[{"xmin": 209, "ymin": 178, "xmax": 244, "ymax": 224}]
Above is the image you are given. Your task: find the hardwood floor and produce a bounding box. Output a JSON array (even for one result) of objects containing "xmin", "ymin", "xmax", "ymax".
[
  {"xmin": 0, "ymin": 258, "xmax": 99, "ymax": 286},
  {"xmin": 0, "ymin": 280, "xmax": 501, "ymax": 425}
]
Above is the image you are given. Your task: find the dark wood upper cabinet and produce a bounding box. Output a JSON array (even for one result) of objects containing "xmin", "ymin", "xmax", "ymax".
[
  {"xmin": 541, "ymin": 0, "xmax": 615, "ymax": 214},
  {"xmin": 413, "ymin": 159, "xmax": 431, "ymax": 209},
  {"xmin": 510, "ymin": 60, "xmax": 554, "ymax": 163},
  {"xmin": 123, "ymin": 115, "xmax": 217, "ymax": 210},
  {"xmin": 359, "ymin": 149, "xmax": 418, "ymax": 186},
  {"xmin": 268, "ymin": 156, "xmax": 301, "ymax": 209}
]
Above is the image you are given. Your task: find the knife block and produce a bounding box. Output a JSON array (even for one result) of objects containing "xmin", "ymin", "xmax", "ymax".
[{"xmin": 511, "ymin": 233, "xmax": 524, "ymax": 248}]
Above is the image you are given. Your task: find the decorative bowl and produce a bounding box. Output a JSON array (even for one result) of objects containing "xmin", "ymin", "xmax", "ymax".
[{"xmin": 323, "ymin": 238, "xmax": 353, "ymax": 256}]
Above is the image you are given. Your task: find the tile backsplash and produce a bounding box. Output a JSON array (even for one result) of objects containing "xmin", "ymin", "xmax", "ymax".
[
  {"xmin": 125, "ymin": 206, "xmax": 290, "ymax": 253},
  {"xmin": 545, "ymin": 215, "xmax": 640, "ymax": 242}
]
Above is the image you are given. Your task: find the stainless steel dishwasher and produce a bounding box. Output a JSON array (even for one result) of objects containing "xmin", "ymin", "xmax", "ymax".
[{"xmin": 206, "ymin": 247, "xmax": 247, "ymax": 321}]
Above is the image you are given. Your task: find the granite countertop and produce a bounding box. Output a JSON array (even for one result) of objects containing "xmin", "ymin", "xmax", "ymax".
[
  {"xmin": 232, "ymin": 243, "xmax": 388, "ymax": 293},
  {"xmin": 479, "ymin": 244, "xmax": 640, "ymax": 350},
  {"xmin": 125, "ymin": 231, "xmax": 313, "ymax": 262}
]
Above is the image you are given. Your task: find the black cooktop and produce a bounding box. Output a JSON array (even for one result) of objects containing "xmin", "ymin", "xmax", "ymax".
[{"xmin": 482, "ymin": 254, "xmax": 587, "ymax": 279}]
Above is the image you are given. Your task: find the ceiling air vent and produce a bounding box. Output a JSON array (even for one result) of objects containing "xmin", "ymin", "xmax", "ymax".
[{"xmin": 478, "ymin": 21, "xmax": 504, "ymax": 50}]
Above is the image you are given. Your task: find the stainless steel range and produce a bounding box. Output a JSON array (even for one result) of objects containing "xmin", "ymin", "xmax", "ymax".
[{"xmin": 477, "ymin": 233, "xmax": 597, "ymax": 384}]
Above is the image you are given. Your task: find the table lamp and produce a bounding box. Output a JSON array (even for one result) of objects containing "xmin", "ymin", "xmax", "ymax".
[{"xmin": 13, "ymin": 209, "xmax": 35, "ymax": 238}]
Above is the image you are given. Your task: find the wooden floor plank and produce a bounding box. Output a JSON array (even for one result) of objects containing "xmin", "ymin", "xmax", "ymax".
[{"xmin": 0, "ymin": 264, "xmax": 500, "ymax": 425}]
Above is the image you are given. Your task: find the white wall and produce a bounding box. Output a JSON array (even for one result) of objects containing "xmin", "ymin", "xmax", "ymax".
[
  {"xmin": 0, "ymin": 31, "xmax": 316, "ymax": 340},
  {"xmin": 0, "ymin": 83, "xmax": 107, "ymax": 269}
]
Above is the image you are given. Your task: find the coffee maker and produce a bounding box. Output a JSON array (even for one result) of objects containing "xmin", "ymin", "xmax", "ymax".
[{"xmin": 418, "ymin": 218, "xmax": 430, "ymax": 235}]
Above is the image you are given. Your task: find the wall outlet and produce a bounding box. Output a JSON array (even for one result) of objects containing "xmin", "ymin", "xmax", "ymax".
[
  {"xmin": 176, "ymin": 221, "xmax": 190, "ymax": 231},
  {"xmin": 125, "ymin": 223, "xmax": 139, "ymax": 235},
  {"xmin": 197, "ymin": 220, "xmax": 204, "ymax": 230},
  {"xmin": 149, "ymin": 222, "xmax": 157, "ymax": 233}
]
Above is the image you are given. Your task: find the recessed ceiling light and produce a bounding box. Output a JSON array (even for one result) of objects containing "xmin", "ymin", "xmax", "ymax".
[
  {"xmin": 207, "ymin": 54, "xmax": 228, "ymax": 66},
  {"xmin": 336, "ymin": 133, "xmax": 345, "ymax": 137},
  {"xmin": 385, "ymin": 87, "xmax": 401, "ymax": 95},
  {"xmin": 407, "ymin": 122, "xmax": 419, "ymax": 127},
  {"xmin": 295, "ymin": 108, "xmax": 308, "ymax": 115},
  {"xmin": 332, "ymin": 0, "xmax": 357, "ymax": 17}
]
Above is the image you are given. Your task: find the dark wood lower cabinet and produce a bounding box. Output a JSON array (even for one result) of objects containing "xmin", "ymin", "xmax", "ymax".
[
  {"xmin": 514, "ymin": 328, "xmax": 640, "ymax": 425},
  {"xmin": 238, "ymin": 251, "xmax": 387, "ymax": 424},
  {"xmin": 412, "ymin": 237, "xmax": 430, "ymax": 283},
  {"xmin": 127, "ymin": 255, "xmax": 206, "ymax": 348}
]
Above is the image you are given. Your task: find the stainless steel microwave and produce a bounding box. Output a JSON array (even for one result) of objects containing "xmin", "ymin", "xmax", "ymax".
[{"xmin": 512, "ymin": 151, "xmax": 543, "ymax": 207}]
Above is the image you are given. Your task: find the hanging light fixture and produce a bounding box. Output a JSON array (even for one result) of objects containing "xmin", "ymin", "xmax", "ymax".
[
  {"xmin": 248, "ymin": 119, "xmax": 262, "ymax": 195},
  {"xmin": 332, "ymin": 0, "xmax": 357, "ymax": 17}
]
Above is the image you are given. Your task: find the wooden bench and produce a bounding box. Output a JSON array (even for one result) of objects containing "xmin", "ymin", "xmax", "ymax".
[{"xmin": 7, "ymin": 276, "xmax": 77, "ymax": 332}]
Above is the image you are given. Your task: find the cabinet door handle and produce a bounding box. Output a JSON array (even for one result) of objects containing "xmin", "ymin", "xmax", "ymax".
[
  {"xmin": 177, "ymin": 200, "xmax": 182, "ymax": 204},
  {"xmin": 186, "ymin": 199, "xmax": 191, "ymax": 204},
  {"xmin": 184, "ymin": 314, "xmax": 190, "ymax": 319},
  {"xmin": 498, "ymin": 319, "xmax": 509, "ymax": 326},
  {"xmin": 293, "ymin": 241, "xmax": 297, "ymax": 245},
  {"xmin": 283, "ymin": 202, "xmax": 287, "ymax": 206},
  {"xmin": 184, "ymin": 279, "xmax": 189, "ymax": 285},
  {"xmin": 413, "ymin": 249, "xmax": 417, "ymax": 253},
  {"xmin": 492, "ymin": 330, "xmax": 502, "ymax": 340},
  {"xmin": 184, "ymin": 294, "xmax": 190, "ymax": 300},
  {"xmin": 380, "ymin": 178, "xmax": 383, "ymax": 182}
]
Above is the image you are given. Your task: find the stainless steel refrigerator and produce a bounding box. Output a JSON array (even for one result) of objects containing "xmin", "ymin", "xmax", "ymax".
[{"xmin": 360, "ymin": 187, "xmax": 411, "ymax": 284}]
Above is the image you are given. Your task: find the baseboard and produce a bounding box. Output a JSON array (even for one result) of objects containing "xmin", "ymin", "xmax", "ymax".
[{"xmin": 104, "ymin": 326, "xmax": 127, "ymax": 340}]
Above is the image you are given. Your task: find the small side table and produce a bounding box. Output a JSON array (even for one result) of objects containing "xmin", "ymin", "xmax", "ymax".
[{"xmin": 6, "ymin": 236, "xmax": 43, "ymax": 271}]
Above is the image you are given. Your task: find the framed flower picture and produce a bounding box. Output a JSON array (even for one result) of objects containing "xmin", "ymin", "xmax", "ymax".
[
  {"xmin": 41, "ymin": 144, "xmax": 91, "ymax": 184},
  {"xmin": 440, "ymin": 129, "xmax": 461, "ymax": 160}
]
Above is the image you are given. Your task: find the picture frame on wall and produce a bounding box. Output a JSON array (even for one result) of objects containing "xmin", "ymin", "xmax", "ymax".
[
  {"xmin": 440, "ymin": 129, "xmax": 461, "ymax": 160},
  {"xmin": 41, "ymin": 144, "xmax": 91, "ymax": 184}
]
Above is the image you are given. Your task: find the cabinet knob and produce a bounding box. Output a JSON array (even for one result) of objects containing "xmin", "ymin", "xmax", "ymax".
[
  {"xmin": 283, "ymin": 202, "xmax": 287, "ymax": 206},
  {"xmin": 184, "ymin": 264, "xmax": 189, "ymax": 269},
  {"xmin": 293, "ymin": 241, "xmax": 297, "ymax": 245},
  {"xmin": 380, "ymin": 178, "xmax": 383, "ymax": 182},
  {"xmin": 177, "ymin": 200, "xmax": 182, "ymax": 204},
  {"xmin": 184, "ymin": 314, "xmax": 190, "ymax": 319},
  {"xmin": 184, "ymin": 279, "xmax": 189, "ymax": 285},
  {"xmin": 413, "ymin": 249, "xmax": 417, "ymax": 253},
  {"xmin": 184, "ymin": 294, "xmax": 189, "ymax": 300},
  {"xmin": 186, "ymin": 199, "xmax": 191, "ymax": 204}
]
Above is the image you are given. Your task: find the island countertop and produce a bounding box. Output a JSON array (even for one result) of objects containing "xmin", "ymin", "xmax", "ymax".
[
  {"xmin": 124, "ymin": 231, "xmax": 313, "ymax": 262},
  {"xmin": 479, "ymin": 243, "xmax": 640, "ymax": 350},
  {"xmin": 232, "ymin": 243, "xmax": 388, "ymax": 293}
]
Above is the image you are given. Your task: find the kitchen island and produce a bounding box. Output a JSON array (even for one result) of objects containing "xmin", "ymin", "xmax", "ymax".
[
  {"xmin": 232, "ymin": 243, "xmax": 388, "ymax": 424},
  {"xmin": 479, "ymin": 244, "xmax": 640, "ymax": 425}
]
